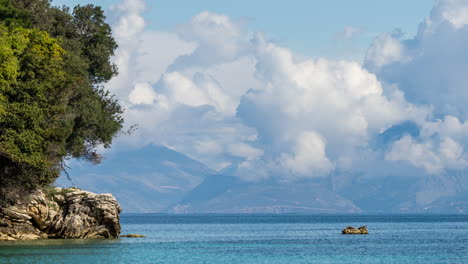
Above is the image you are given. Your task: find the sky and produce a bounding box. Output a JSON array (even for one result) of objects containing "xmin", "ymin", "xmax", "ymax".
[
  {"xmin": 53, "ymin": 0, "xmax": 433, "ymax": 60},
  {"xmin": 51, "ymin": 0, "xmax": 468, "ymax": 183}
]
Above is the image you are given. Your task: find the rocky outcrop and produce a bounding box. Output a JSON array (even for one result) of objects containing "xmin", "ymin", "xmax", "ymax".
[
  {"xmin": 342, "ymin": 226, "xmax": 368, "ymax": 234},
  {"xmin": 0, "ymin": 187, "xmax": 121, "ymax": 241}
]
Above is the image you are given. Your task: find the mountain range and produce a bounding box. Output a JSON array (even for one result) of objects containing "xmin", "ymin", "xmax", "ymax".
[{"xmin": 56, "ymin": 143, "xmax": 468, "ymax": 213}]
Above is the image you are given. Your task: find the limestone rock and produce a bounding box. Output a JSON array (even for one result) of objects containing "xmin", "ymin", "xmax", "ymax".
[
  {"xmin": 342, "ymin": 226, "xmax": 368, "ymax": 234},
  {"xmin": 0, "ymin": 187, "xmax": 121, "ymax": 240}
]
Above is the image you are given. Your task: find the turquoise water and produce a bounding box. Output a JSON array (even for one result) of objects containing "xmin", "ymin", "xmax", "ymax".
[{"xmin": 0, "ymin": 214, "xmax": 467, "ymax": 263}]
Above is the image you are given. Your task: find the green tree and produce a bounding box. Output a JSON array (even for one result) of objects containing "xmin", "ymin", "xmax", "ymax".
[
  {"xmin": 0, "ymin": 25, "xmax": 69, "ymax": 190},
  {"xmin": 0, "ymin": 1, "xmax": 124, "ymax": 200}
]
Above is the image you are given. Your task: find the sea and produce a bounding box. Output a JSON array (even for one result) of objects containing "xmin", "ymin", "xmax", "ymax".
[{"xmin": 0, "ymin": 214, "xmax": 467, "ymax": 264}]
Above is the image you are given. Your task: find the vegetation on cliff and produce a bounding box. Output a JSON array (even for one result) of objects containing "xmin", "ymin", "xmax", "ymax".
[{"xmin": 0, "ymin": 0, "xmax": 123, "ymax": 201}]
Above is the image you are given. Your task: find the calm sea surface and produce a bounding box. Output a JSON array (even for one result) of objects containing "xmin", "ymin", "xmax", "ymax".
[{"xmin": 0, "ymin": 214, "xmax": 467, "ymax": 264}]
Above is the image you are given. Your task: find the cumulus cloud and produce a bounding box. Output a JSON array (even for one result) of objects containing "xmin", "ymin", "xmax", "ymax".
[
  {"xmin": 385, "ymin": 136, "xmax": 438, "ymax": 174},
  {"xmin": 363, "ymin": 0, "xmax": 468, "ymax": 174},
  {"xmin": 111, "ymin": 0, "xmax": 146, "ymax": 40},
  {"xmin": 102, "ymin": 0, "xmax": 468, "ymax": 181},
  {"xmin": 365, "ymin": 0, "xmax": 468, "ymax": 119},
  {"xmin": 364, "ymin": 32, "xmax": 407, "ymax": 71},
  {"xmin": 386, "ymin": 135, "xmax": 468, "ymax": 173},
  {"xmin": 422, "ymin": 115, "xmax": 468, "ymax": 141},
  {"xmin": 128, "ymin": 82, "xmax": 157, "ymax": 105},
  {"xmin": 105, "ymin": 5, "xmax": 265, "ymax": 170},
  {"xmin": 172, "ymin": 11, "xmax": 251, "ymax": 69},
  {"xmin": 107, "ymin": 0, "xmax": 195, "ymax": 100},
  {"xmin": 234, "ymin": 33, "xmax": 430, "ymax": 180},
  {"xmin": 434, "ymin": 0, "xmax": 468, "ymax": 29},
  {"xmin": 281, "ymin": 131, "xmax": 334, "ymax": 177}
]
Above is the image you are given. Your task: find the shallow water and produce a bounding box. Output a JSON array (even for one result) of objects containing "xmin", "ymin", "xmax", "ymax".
[{"xmin": 0, "ymin": 214, "xmax": 467, "ymax": 263}]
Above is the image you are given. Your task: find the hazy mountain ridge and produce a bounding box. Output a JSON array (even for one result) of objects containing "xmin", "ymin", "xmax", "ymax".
[
  {"xmin": 58, "ymin": 145, "xmax": 468, "ymax": 213},
  {"xmin": 56, "ymin": 145, "xmax": 216, "ymax": 213},
  {"xmin": 168, "ymin": 176, "xmax": 362, "ymax": 213},
  {"xmin": 170, "ymin": 173, "xmax": 468, "ymax": 214}
]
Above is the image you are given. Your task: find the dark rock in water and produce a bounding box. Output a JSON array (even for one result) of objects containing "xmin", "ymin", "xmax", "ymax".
[
  {"xmin": 120, "ymin": 234, "xmax": 146, "ymax": 238},
  {"xmin": 0, "ymin": 187, "xmax": 121, "ymax": 240},
  {"xmin": 342, "ymin": 226, "xmax": 368, "ymax": 234}
]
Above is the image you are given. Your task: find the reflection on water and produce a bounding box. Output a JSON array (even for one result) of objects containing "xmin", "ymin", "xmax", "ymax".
[
  {"xmin": 0, "ymin": 238, "xmax": 120, "ymax": 247},
  {"xmin": 0, "ymin": 238, "xmax": 122, "ymax": 262}
]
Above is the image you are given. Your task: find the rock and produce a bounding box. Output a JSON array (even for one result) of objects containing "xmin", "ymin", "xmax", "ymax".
[
  {"xmin": 0, "ymin": 187, "xmax": 121, "ymax": 240},
  {"xmin": 120, "ymin": 234, "xmax": 146, "ymax": 238},
  {"xmin": 342, "ymin": 226, "xmax": 368, "ymax": 234}
]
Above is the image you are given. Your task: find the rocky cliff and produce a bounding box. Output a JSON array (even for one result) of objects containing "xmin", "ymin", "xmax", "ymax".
[{"xmin": 0, "ymin": 187, "xmax": 121, "ymax": 241}]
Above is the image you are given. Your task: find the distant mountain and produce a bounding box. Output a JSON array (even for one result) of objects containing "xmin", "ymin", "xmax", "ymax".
[
  {"xmin": 55, "ymin": 145, "xmax": 215, "ymax": 212},
  {"xmin": 56, "ymin": 143, "xmax": 468, "ymax": 214},
  {"xmin": 167, "ymin": 175, "xmax": 361, "ymax": 213},
  {"xmin": 169, "ymin": 173, "xmax": 468, "ymax": 213},
  {"xmin": 329, "ymin": 170, "xmax": 468, "ymax": 213}
]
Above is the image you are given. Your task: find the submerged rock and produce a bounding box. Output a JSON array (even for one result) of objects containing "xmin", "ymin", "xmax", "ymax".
[
  {"xmin": 120, "ymin": 234, "xmax": 146, "ymax": 238},
  {"xmin": 342, "ymin": 226, "xmax": 368, "ymax": 234},
  {"xmin": 0, "ymin": 187, "xmax": 121, "ymax": 240}
]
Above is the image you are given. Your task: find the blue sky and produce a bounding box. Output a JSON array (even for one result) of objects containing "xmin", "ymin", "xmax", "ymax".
[{"xmin": 53, "ymin": 0, "xmax": 433, "ymax": 60}]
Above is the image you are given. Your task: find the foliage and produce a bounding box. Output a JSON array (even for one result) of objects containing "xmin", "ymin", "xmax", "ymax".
[
  {"xmin": 43, "ymin": 185, "xmax": 75, "ymax": 201},
  {"xmin": 0, "ymin": 0, "xmax": 123, "ymax": 199}
]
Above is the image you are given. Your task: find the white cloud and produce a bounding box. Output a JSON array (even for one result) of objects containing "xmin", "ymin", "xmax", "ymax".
[
  {"xmin": 246, "ymin": 35, "xmax": 425, "ymax": 148},
  {"xmin": 227, "ymin": 143, "xmax": 263, "ymax": 160},
  {"xmin": 103, "ymin": 0, "xmax": 468, "ymax": 181},
  {"xmin": 364, "ymin": 33, "xmax": 406, "ymax": 71},
  {"xmin": 111, "ymin": 0, "xmax": 146, "ymax": 40},
  {"xmin": 161, "ymin": 72, "xmax": 212, "ymax": 107},
  {"xmin": 422, "ymin": 115, "xmax": 468, "ymax": 142},
  {"xmin": 111, "ymin": 6, "xmax": 430, "ymax": 180},
  {"xmin": 361, "ymin": 0, "xmax": 468, "ymax": 174},
  {"xmin": 386, "ymin": 135, "xmax": 468, "ymax": 173},
  {"xmin": 365, "ymin": 0, "xmax": 468, "ymax": 120},
  {"xmin": 174, "ymin": 11, "xmax": 251, "ymax": 69},
  {"xmin": 107, "ymin": 0, "xmax": 195, "ymax": 100},
  {"xmin": 386, "ymin": 135, "xmax": 443, "ymax": 174},
  {"xmin": 105, "ymin": 9, "xmax": 262, "ymax": 170},
  {"xmin": 281, "ymin": 131, "xmax": 334, "ymax": 177},
  {"xmin": 440, "ymin": 137, "xmax": 465, "ymax": 163},
  {"xmin": 230, "ymin": 34, "xmax": 430, "ymax": 180},
  {"xmin": 435, "ymin": 0, "xmax": 468, "ymax": 29},
  {"xmin": 129, "ymin": 82, "xmax": 157, "ymax": 105}
]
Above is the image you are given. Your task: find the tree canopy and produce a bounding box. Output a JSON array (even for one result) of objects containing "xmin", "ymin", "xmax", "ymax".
[{"xmin": 0, "ymin": 0, "xmax": 123, "ymax": 199}]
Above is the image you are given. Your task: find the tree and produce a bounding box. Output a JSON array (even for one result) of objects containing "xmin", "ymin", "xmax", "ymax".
[
  {"xmin": 0, "ymin": 25, "xmax": 69, "ymax": 190},
  {"xmin": 0, "ymin": 1, "xmax": 123, "ymax": 200}
]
